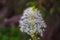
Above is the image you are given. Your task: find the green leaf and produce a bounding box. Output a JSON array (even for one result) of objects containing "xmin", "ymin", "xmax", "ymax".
[
  {"xmin": 0, "ymin": 26, "xmax": 6, "ymax": 33},
  {"xmin": 0, "ymin": 33, "xmax": 3, "ymax": 40},
  {"xmin": 26, "ymin": 1, "xmax": 38, "ymax": 7},
  {"xmin": 10, "ymin": 24, "xmax": 16, "ymax": 36},
  {"xmin": 2, "ymin": 35, "xmax": 8, "ymax": 40},
  {"xmin": 10, "ymin": 37, "xmax": 19, "ymax": 40},
  {"xmin": 50, "ymin": 7, "xmax": 54, "ymax": 14}
]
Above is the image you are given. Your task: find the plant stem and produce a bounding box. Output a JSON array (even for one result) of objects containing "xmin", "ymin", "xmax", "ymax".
[{"xmin": 31, "ymin": 34, "xmax": 37, "ymax": 40}]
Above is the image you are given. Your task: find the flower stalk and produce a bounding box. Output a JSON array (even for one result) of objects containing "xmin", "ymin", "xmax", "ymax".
[{"xmin": 31, "ymin": 34, "xmax": 37, "ymax": 40}]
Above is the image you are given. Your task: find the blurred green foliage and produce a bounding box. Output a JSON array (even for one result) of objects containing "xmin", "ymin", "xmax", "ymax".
[
  {"xmin": 26, "ymin": 0, "xmax": 60, "ymax": 18},
  {"xmin": 26, "ymin": 1, "xmax": 38, "ymax": 7},
  {"xmin": 0, "ymin": 24, "xmax": 31, "ymax": 40}
]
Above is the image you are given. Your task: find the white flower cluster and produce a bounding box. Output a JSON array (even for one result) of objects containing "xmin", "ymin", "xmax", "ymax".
[{"xmin": 19, "ymin": 7, "xmax": 47, "ymax": 37}]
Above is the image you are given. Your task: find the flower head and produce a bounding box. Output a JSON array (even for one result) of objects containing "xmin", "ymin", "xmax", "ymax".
[{"xmin": 19, "ymin": 7, "xmax": 47, "ymax": 37}]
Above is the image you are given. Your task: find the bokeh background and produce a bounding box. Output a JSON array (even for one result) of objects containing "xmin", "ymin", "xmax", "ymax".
[{"xmin": 0, "ymin": 0, "xmax": 60, "ymax": 40}]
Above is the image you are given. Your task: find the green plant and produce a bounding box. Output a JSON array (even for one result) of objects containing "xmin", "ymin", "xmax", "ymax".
[{"xmin": 0, "ymin": 24, "xmax": 31, "ymax": 40}]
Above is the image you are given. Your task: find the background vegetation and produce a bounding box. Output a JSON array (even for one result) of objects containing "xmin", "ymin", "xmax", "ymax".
[{"xmin": 0, "ymin": 0, "xmax": 60, "ymax": 40}]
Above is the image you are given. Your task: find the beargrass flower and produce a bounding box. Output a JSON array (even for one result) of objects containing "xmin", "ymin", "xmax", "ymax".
[{"xmin": 19, "ymin": 7, "xmax": 47, "ymax": 40}]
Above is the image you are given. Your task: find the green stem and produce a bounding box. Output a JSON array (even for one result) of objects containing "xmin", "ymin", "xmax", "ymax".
[{"xmin": 31, "ymin": 34, "xmax": 37, "ymax": 40}]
